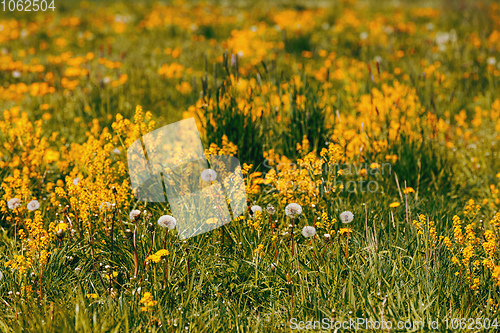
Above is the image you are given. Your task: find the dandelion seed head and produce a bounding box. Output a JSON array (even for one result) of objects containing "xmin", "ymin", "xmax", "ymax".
[
  {"xmin": 158, "ymin": 215, "xmax": 176, "ymax": 230},
  {"xmin": 340, "ymin": 210, "xmax": 354, "ymax": 223},
  {"xmin": 7, "ymin": 198, "xmax": 21, "ymax": 210},
  {"xmin": 129, "ymin": 209, "xmax": 141, "ymax": 221},
  {"xmin": 201, "ymin": 169, "xmax": 217, "ymax": 182},
  {"xmin": 26, "ymin": 200, "xmax": 40, "ymax": 211},
  {"xmin": 302, "ymin": 225, "xmax": 316, "ymax": 238},
  {"xmin": 285, "ymin": 203, "xmax": 302, "ymax": 218}
]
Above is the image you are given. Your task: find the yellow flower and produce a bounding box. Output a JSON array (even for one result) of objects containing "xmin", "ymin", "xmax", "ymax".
[
  {"xmin": 104, "ymin": 271, "xmax": 118, "ymax": 280},
  {"xmin": 389, "ymin": 202, "xmax": 400, "ymax": 208},
  {"xmin": 403, "ymin": 187, "xmax": 415, "ymax": 194},
  {"xmin": 140, "ymin": 292, "xmax": 158, "ymax": 311},
  {"xmin": 86, "ymin": 293, "xmax": 98, "ymax": 299},
  {"xmin": 443, "ymin": 237, "xmax": 452, "ymax": 249},
  {"xmin": 338, "ymin": 228, "xmax": 352, "ymax": 236},
  {"xmin": 56, "ymin": 222, "xmax": 68, "ymax": 232},
  {"xmin": 254, "ymin": 244, "xmax": 264, "ymax": 255},
  {"xmin": 44, "ymin": 150, "xmax": 60, "ymax": 163},
  {"xmin": 176, "ymin": 81, "xmax": 192, "ymax": 94},
  {"xmin": 146, "ymin": 249, "xmax": 169, "ymax": 263},
  {"xmin": 493, "ymin": 266, "xmax": 500, "ymax": 281}
]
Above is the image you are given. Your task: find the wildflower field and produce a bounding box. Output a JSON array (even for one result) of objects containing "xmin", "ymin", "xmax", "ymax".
[{"xmin": 1, "ymin": 0, "xmax": 500, "ymax": 331}]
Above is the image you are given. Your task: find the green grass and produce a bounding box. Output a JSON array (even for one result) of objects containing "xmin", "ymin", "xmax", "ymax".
[{"xmin": 1, "ymin": 0, "xmax": 500, "ymax": 331}]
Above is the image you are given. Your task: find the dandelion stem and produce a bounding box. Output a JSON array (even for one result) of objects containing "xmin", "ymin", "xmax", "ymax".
[
  {"xmin": 186, "ymin": 245, "xmax": 191, "ymax": 276},
  {"xmin": 109, "ymin": 217, "xmax": 115, "ymax": 265},
  {"xmin": 133, "ymin": 223, "xmax": 139, "ymax": 278},
  {"xmin": 110, "ymin": 189, "xmax": 117, "ymax": 265},
  {"xmin": 139, "ymin": 230, "xmax": 155, "ymax": 284},
  {"xmin": 345, "ymin": 233, "xmax": 349, "ymax": 262}
]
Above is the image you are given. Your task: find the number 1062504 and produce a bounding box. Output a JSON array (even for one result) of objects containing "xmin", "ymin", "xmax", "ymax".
[{"xmin": 2, "ymin": 0, "xmax": 55, "ymax": 11}]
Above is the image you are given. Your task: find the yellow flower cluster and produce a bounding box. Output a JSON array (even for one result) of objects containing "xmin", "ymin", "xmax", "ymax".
[
  {"xmin": 254, "ymin": 137, "xmax": 343, "ymax": 207},
  {"xmin": 112, "ymin": 105, "xmax": 156, "ymax": 148},
  {"xmin": 443, "ymin": 201, "xmax": 500, "ymax": 296},
  {"xmin": 205, "ymin": 135, "xmax": 238, "ymax": 157},
  {"xmin": 52, "ymin": 117, "xmax": 132, "ymax": 236},
  {"xmin": 138, "ymin": 2, "xmax": 236, "ymax": 32},
  {"xmin": 482, "ymin": 231, "xmax": 496, "ymax": 258},
  {"xmin": 4, "ymin": 254, "xmax": 31, "ymax": 275},
  {"xmin": 412, "ymin": 214, "xmax": 438, "ymax": 253},
  {"xmin": 140, "ymin": 292, "xmax": 158, "ymax": 311},
  {"xmin": 254, "ymin": 244, "xmax": 265, "ymax": 255},
  {"xmin": 0, "ymin": 107, "xmax": 61, "ymax": 217},
  {"xmin": 158, "ymin": 63, "xmax": 188, "ymax": 79},
  {"xmin": 146, "ymin": 249, "xmax": 169, "ymax": 263},
  {"xmin": 5, "ymin": 211, "xmax": 55, "ymax": 275},
  {"xmin": 246, "ymin": 212, "xmax": 263, "ymax": 232}
]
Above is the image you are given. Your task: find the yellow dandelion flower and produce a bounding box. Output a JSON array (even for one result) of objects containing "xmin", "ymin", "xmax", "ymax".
[
  {"xmin": 403, "ymin": 187, "xmax": 415, "ymax": 194},
  {"xmin": 146, "ymin": 249, "xmax": 170, "ymax": 263},
  {"xmin": 338, "ymin": 227, "xmax": 352, "ymax": 236}
]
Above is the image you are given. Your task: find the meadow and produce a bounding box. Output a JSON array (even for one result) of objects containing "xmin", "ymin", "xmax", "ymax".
[{"xmin": 1, "ymin": 0, "xmax": 500, "ymax": 331}]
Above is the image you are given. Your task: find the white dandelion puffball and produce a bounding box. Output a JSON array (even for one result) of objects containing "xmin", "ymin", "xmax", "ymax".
[
  {"xmin": 27, "ymin": 200, "xmax": 40, "ymax": 211},
  {"xmin": 324, "ymin": 233, "xmax": 331, "ymax": 241},
  {"xmin": 285, "ymin": 203, "xmax": 302, "ymax": 218},
  {"xmin": 129, "ymin": 209, "xmax": 141, "ymax": 221},
  {"xmin": 201, "ymin": 169, "xmax": 217, "ymax": 182},
  {"xmin": 7, "ymin": 198, "xmax": 21, "ymax": 210},
  {"xmin": 250, "ymin": 205, "xmax": 263, "ymax": 217},
  {"xmin": 158, "ymin": 215, "xmax": 176, "ymax": 230},
  {"xmin": 340, "ymin": 211, "xmax": 354, "ymax": 224},
  {"xmin": 0, "ymin": 270, "xmax": 3, "ymax": 281},
  {"xmin": 302, "ymin": 226, "xmax": 316, "ymax": 238}
]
